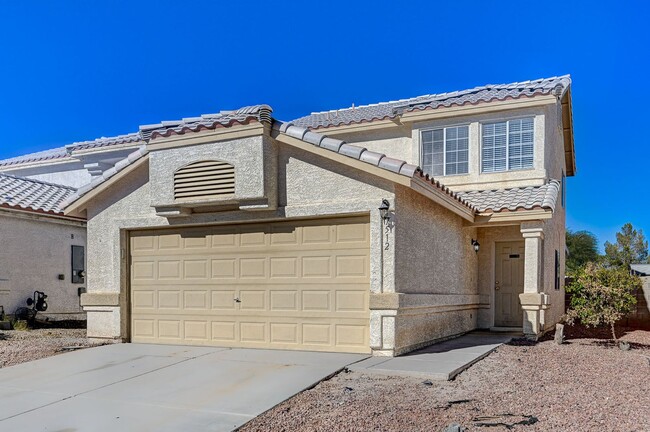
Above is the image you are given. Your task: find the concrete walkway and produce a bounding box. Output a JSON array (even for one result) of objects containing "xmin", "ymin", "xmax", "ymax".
[
  {"xmin": 351, "ymin": 332, "xmax": 514, "ymax": 380},
  {"xmin": 0, "ymin": 344, "xmax": 366, "ymax": 432}
]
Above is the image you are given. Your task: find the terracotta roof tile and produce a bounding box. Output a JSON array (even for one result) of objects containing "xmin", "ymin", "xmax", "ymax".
[
  {"xmin": 292, "ymin": 75, "xmax": 571, "ymax": 130},
  {"xmin": 141, "ymin": 105, "xmax": 273, "ymax": 139},
  {"xmin": 456, "ymin": 180, "xmax": 560, "ymax": 213}
]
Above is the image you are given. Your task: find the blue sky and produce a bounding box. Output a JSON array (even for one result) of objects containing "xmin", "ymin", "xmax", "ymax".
[{"xmin": 0, "ymin": 1, "xmax": 647, "ymax": 249}]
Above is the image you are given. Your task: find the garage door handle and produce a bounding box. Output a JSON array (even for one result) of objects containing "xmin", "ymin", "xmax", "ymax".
[{"xmin": 234, "ymin": 297, "xmax": 241, "ymax": 303}]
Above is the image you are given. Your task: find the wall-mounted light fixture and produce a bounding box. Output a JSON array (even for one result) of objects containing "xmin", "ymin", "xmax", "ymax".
[
  {"xmin": 471, "ymin": 239, "xmax": 480, "ymax": 253},
  {"xmin": 378, "ymin": 199, "xmax": 390, "ymax": 223}
]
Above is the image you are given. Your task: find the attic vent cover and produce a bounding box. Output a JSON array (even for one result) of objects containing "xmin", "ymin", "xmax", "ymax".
[{"xmin": 174, "ymin": 160, "xmax": 235, "ymax": 201}]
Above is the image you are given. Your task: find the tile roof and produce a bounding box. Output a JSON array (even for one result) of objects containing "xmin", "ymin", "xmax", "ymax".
[
  {"xmin": 631, "ymin": 264, "xmax": 650, "ymax": 276},
  {"xmin": 0, "ymin": 146, "xmax": 70, "ymax": 167},
  {"xmin": 140, "ymin": 105, "xmax": 273, "ymax": 139},
  {"xmin": 0, "ymin": 173, "xmax": 77, "ymax": 215},
  {"xmin": 292, "ymin": 75, "xmax": 571, "ymax": 130},
  {"xmin": 274, "ymin": 122, "xmax": 476, "ymax": 212},
  {"xmin": 60, "ymin": 145, "xmax": 149, "ymax": 210},
  {"xmin": 456, "ymin": 180, "xmax": 560, "ymax": 213},
  {"xmin": 67, "ymin": 132, "xmax": 143, "ymax": 151}
]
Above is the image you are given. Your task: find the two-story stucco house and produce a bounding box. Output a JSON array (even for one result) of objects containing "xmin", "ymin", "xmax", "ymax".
[{"xmin": 11, "ymin": 75, "xmax": 575, "ymax": 356}]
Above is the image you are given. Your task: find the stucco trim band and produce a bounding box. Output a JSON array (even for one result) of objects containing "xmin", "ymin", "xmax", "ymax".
[{"xmin": 81, "ymin": 292, "xmax": 120, "ymax": 307}]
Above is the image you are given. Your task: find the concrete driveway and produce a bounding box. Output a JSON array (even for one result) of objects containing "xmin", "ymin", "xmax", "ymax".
[{"xmin": 0, "ymin": 343, "xmax": 366, "ymax": 431}]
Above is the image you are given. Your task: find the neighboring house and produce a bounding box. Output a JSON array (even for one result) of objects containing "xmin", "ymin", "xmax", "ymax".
[
  {"xmin": 0, "ymin": 174, "xmax": 86, "ymax": 320},
  {"xmin": 0, "ymin": 133, "xmax": 145, "ymax": 188},
  {"xmin": 8, "ymin": 75, "xmax": 575, "ymax": 356},
  {"xmin": 629, "ymin": 264, "xmax": 650, "ymax": 328}
]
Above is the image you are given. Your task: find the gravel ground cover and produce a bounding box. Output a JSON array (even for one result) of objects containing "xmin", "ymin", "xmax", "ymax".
[
  {"xmin": 240, "ymin": 326, "xmax": 650, "ymax": 432},
  {"xmin": 0, "ymin": 324, "xmax": 98, "ymax": 368}
]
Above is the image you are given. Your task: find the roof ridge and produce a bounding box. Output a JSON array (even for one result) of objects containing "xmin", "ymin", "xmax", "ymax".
[{"xmin": 0, "ymin": 172, "xmax": 77, "ymax": 191}]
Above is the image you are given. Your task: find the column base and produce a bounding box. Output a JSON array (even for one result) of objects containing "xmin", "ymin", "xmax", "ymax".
[{"xmin": 519, "ymin": 293, "xmax": 550, "ymax": 337}]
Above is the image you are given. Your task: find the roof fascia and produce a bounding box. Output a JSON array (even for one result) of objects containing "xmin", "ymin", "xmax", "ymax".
[
  {"xmin": 409, "ymin": 177, "xmax": 475, "ymax": 222},
  {"xmin": 307, "ymin": 95, "xmax": 557, "ymax": 135},
  {"xmin": 146, "ymin": 122, "xmax": 267, "ymax": 151},
  {"xmin": 0, "ymin": 156, "xmax": 78, "ymax": 171},
  {"xmin": 64, "ymin": 154, "xmax": 150, "ymax": 218},
  {"xmin": 399, "ymin": 95, "xmax": 557, "ymax": 123},
  {"xmin": 69, "ymin": 141, "xmax": 145, "ymax": 157},
  {"xmin": 0, "ymin": 205, "xmax": 86, "ymax": 225},
  {"xmin": 468, "ymin": 208, "xmax": 553, "ymax": 227},
  {"xmin": 562, "ymin": 89, "xmax": 576, "ymax": 176}
]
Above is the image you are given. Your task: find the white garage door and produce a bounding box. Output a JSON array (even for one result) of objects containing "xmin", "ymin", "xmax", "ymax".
[{"xmin": 130, "ymin": 216, "xmax": 370, "ymax": 353}]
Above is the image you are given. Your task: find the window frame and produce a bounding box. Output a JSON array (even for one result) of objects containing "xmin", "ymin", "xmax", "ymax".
[
  {"xmin": 480, "ymin": 116, "xmax": 536, "ymax": 173},
  {"xmin": 420, "ymin": 123, "xmax": 470, "ymax": 177}
]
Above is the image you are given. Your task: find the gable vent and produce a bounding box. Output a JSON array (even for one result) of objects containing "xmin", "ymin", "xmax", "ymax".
[{"xmin": 174, "ymin": 160, "xmax": 235, "ymax": 201}]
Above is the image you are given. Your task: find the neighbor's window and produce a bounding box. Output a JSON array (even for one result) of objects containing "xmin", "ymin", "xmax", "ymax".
[
  {"xmin": 421, "ymin": 125, "xmax": 469, "ymax": 176},
  {"xmin": 72, "ymin": 245, "xmax": 85, "ymax": 284},
  {"xmin": 481, "ymin": 118, "xmax": 534, "ymax": 173}
]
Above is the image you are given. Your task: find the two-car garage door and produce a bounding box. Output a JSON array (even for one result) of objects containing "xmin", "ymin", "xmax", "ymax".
[{"xmin": 129, "ymin": 217, "xmax": 370, "ymax": 353}]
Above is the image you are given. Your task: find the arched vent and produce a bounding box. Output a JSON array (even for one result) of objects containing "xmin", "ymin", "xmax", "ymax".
[{"xmin": 174, "ymin": 160, "xmax": 235, "ymax": 201}]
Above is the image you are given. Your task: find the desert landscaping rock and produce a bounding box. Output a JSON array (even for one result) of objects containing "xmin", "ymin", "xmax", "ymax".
[
  {"xmin": 240, "ymin": 327, "xmax": 650, "ymax": 432},
  {"xmin": 0, "ymin": 327, "xmax": 98, "ymax": 368}
]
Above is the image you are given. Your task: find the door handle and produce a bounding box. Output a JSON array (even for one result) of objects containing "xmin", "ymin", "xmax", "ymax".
[{"xmin": 234, "ymin": 297, "xmax": 241, "ymax": 303}]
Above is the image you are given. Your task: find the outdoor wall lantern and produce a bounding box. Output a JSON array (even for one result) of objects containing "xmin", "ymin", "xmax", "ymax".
[
  {"xmin": 378, "ymin": 199, "xmax": 391, "ymax": 223},
  {"xmin": 471, "ymin": 239, "xmax": 480, "ymax": 253}
]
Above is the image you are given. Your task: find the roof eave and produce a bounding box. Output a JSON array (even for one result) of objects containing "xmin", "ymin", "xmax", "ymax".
[
  {"xmin": 468, "ymin": 208, "xmax": 553, "ymax": 227},
  {"xmin": 562, "ymin": 88, "xmax": 577, "ymax": 176}
]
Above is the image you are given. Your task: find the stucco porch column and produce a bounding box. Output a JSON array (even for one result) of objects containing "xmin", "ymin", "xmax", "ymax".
[{"xmin": 519, "ymin": 222, "xmax": 550, "ymax": 337}]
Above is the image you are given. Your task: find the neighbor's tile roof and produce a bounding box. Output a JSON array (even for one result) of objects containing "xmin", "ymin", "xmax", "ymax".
[
  {"xmin": 0, "ymin": 133, "xmax": 144, "ymax": 167},
  {"xmin": 0, "ymin": 146, "xmax": 70, "ymax": 167},
  {"xmin": 631, "ymin": 264, "xmax": 650, "ymax": 276},
  {"xmin": 68, "ymin": 132, "xmax": 144, "ymax": 151},
  {"xmin": 292, "ymin": 75, "xmax": 571, "ymax": 130},
  {"xmin": 61, "ymin": 145, "xmax": 149, "ymax": 210},
  {"xmin": 140, "ymin": 105, "xmax": 273, "ymax": 139},
  {"xmin": 0, "ymin": 173, "xmax": 77, "ymax": 215},
  {"xmin": 456, "ymin": 180, "xmax": 560, "ymax": 213}
]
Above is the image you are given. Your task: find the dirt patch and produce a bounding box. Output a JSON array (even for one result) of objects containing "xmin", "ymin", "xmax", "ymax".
[
  {"xmin": 0, "ymin": 324, "xmax": 100, "ymax": 368},
  {"xmin": 240, "ymin": 326, "xmax": 650, "ymax": 432}
]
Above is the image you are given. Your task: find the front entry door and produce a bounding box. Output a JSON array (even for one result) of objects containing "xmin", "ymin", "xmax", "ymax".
[{"xmin": 494, "ymin": 241, "xmax": 525, "ymax": 327}]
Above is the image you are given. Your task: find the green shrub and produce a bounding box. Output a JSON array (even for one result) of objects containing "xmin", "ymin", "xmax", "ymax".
[{"xmin": 565, "ymin": 263, "xmax": 641, "ymax": 341}]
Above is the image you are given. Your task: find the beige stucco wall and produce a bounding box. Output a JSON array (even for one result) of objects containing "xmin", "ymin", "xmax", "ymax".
[
  {"xmin": 0, "ymin": 211, "xmax": 86, "ymax": 319},
  {"xmin": 389, "ymin": 185, "xmax": 479, "ymax": 354},
  {"xmin": 325, "ymin": 126, "xmax": 414, "ymax": 164},
  {"xmin": 82, "ymin": 135, "xmax": 399, "ymax": 352},
  {"xmin": 149, "ymin": 136, "xmax": 277, "ymax": 207}
]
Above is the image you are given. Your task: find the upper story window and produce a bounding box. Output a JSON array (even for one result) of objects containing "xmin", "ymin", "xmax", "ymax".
[
  {"xmin": 421, "ymin": 125, "xmax": 469, "ymax": 176},
  {"xmin": 481, "ymin": 118, "xmax": 534, "ymax": 173}
]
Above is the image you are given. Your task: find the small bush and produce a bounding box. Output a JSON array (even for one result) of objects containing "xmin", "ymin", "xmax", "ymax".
[{"xmin": 565, "ymin": 263, "xmax": 641, "ymax": 341}]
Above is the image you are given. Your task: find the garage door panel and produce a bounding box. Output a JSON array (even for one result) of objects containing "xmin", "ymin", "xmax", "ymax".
[{"xmin": 131, "ymin": 217, "xmax": 370, "ymax": 353}]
